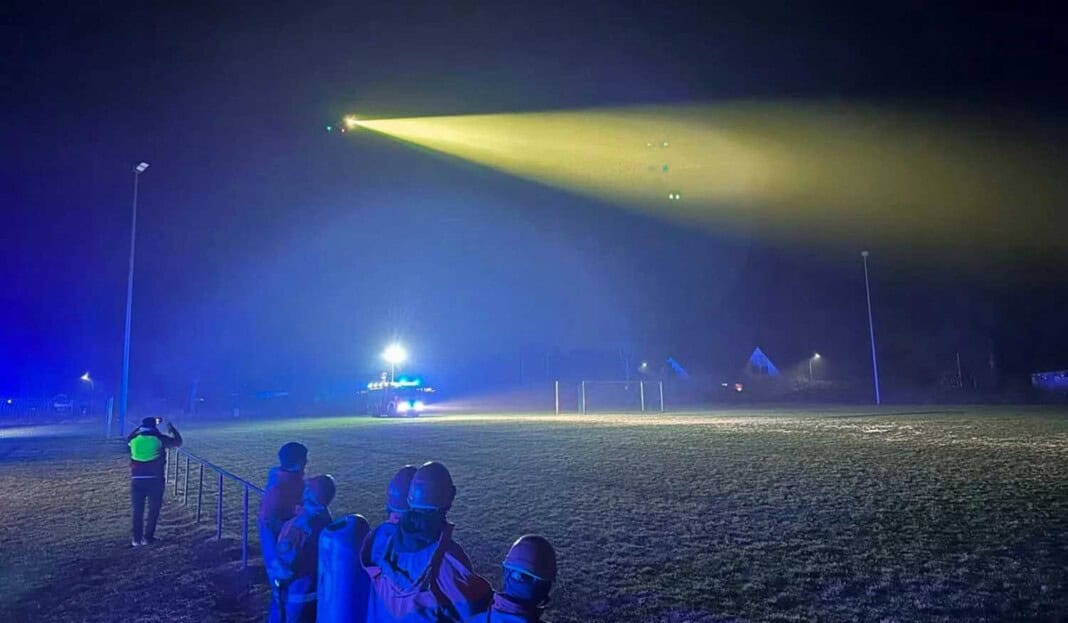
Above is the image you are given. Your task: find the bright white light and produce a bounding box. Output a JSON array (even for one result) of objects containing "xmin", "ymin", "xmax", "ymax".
[
  {"xmin": 135, "ymin": 162, "xmax": 150, "ymax": 173},
  {"xmin": 5, "ymin": 399, "xmax": 11, "ymax": 405},
  {"xmin": 396, "ymin": 401, "xmax": 411, "ymax": 413},
  {"xmin": 80, "ymin": 372, "xmax": 91, "ymax": 382},
  {"xmin": 382, "ymin": 344, "xmax": 407, "ymax": 365},
  {"xmin": 343, "ymin": 115, "xmax": 359, "ymax": 129},
  {"xmin": 813, "ymin": 353, "xmax": 821, "ymax": 360},
  {"xmin": 413, "ymin": 400, "xmax": 426, "ymax": 412}
]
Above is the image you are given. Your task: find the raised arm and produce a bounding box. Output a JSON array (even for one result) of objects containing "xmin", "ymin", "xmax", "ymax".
[{"xmin": 163, "ymin": 423, "xmax": 184, "ymax": 448}]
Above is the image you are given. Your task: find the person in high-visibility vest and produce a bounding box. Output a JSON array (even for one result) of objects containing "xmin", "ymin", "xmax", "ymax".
[{"xmin": 126, "ymin": 417, "xmax": 183, "ymax": 546}]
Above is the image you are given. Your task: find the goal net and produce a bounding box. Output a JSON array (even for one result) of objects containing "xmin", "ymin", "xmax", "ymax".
[{"xmin": 575, "ymin": 380, "xmax": 663, "ymax": 413}]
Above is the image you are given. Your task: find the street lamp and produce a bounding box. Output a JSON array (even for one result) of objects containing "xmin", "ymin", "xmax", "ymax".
[
  {"xmin": 119, "ymin": 161, "xmax": 150, "ymax": 436},
  {"xmin": 382, "ymin": 344, "xmax": 407, "ymax": 383},
  {"xmin": 80, "ymin": 371, "xmax": 95, "ymax": 418},
  {"xmin": 809, "ymin": 353, "xmax": 821, "ymax": 382},
  {"xmin": 861, "ymin": 250, "xmax": 881, "ymax": 405}
]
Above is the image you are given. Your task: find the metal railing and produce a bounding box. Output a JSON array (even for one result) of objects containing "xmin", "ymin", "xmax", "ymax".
[{"xmin": 167, "ymin": 446, "xmax": 264, "ymax": 568}]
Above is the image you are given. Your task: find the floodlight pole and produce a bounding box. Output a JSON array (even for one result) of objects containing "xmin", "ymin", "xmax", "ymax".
[
  {"xmin": 119, "ymin": 163, "xmax": 149, "ymax": 436},
  {"xmin": 861, "ymin": 251, "xmax": 881, "ymax": 405}
]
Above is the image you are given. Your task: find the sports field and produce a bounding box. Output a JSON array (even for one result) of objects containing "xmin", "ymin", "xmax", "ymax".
[{"xmin": 3, "ymin": 407, "xmax": 1067, "ymax": 622}]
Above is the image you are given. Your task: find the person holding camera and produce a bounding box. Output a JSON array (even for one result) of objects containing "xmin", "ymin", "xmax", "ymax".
[{"xmin": 126, "ymin": 416, "xmax": 183, "ymax": 546}]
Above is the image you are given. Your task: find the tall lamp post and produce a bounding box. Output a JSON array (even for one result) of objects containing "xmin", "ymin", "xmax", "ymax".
[
  {"xmin": 80, "ymin": 371, "xmax": 95, "ymax": 416},
  {"xmin": 861, "ymin": 250, "xmax": 881, "ymax": 405},
  {"xmin": 809, "ymin": 353, "xmax": 821, "ymax": 382},
  {"xmin": 119, "ymin": 162, "xmax": 150, "ymax": 436},
  {"xmin": 382, "ymin": 344, "xmax": 407, "ymax": 383}
]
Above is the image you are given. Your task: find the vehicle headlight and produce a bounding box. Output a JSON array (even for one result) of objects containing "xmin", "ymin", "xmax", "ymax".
[
  {"xmin": 413, "ymin": 401, "xmax": 425, "ymax": 412},
  {"xmin": 396, "ymin": 401, "xmax": 411, "ymax": 413}
]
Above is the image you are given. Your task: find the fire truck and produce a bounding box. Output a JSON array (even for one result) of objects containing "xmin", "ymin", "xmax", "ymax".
[{"xmin": 360, "ymin": 375, "xmax": 435, "ymax": 417}]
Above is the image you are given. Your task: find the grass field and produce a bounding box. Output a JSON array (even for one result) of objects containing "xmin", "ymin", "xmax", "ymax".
[
  {"xmin": 3, "ymin": 407, "xmax": 1068, "ymax": 622},
  {"xmin": 0, "ymin": 428, "xmax": 266, "ymax": 623}
]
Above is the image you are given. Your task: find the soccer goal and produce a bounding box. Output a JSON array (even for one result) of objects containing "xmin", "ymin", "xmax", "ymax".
[{"xmin": 556, "ymin": 380, "xmax": 664, "ymax": 414}]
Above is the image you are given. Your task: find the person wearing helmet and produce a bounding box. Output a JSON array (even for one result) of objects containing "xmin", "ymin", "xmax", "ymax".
[
  {"xmin": 468, "ymin": 535, "xmax": 558, "ymax": 622},
  {"xmin": 126, "ymin": 417, "xmax": 183, "ymax": 547},
  {"xmin": 271, "ymin": 473, "xmax": 336, "ymax": 623},
  {"xmin": 365, "ymin": 465, "xmax": 419, "ymax": 565},
  {"xmin": 386, "ymin": 464, "xmax": 418, "ymax": 524},
  {"xmin": 361, "ymin": 460, "xmax": 492, "ymax": 622},
  {"xmin": 259, "ymin": 442, "xmax": 308, "ymax": 612}
]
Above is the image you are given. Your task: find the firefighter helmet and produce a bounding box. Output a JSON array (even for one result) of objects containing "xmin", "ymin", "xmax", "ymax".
[
  {"xmin": 386, "ymin": 464, "xmax": 418, "ymax": 512},
  {"xmin": 306, "ymin": 474, "xmax": 336, "ymax": 506},
  {"xmin": 407, "ymin": 461, "xmax": 456, "ymax": 511},
  {"xmin": 503, "ymin": 535, "xmax": 557, "ymax": 582}
]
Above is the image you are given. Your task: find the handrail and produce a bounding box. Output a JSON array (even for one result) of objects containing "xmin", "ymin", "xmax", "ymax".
[
  {"xmin": 176, "ymin": 447, "xmax": 265, "ymax": 494},
  {"xmin": 168, "ymin": 446, "xmax": 264, "ymax": 568}
]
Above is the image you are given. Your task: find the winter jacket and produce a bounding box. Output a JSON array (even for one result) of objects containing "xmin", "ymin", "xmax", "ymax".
[
  {"xmin": 275, "ymin": 489, "xmax": 333, "ymax": 600},
  {"xmin": 464, "ymin": 594, "xmax": 548, "ymax": 622},
  {"xmin": 258, "ymin": 467, "xmax": 305, "ymax": 580},
  {"xmin": 361, "ymin": 521, "xmax": 493, "ymax": 622},
  {"xmin": 127, "ymin": 425, "xmax": 183, "ymax": 479}
]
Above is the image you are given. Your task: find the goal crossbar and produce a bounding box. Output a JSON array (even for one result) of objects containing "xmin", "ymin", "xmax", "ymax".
[{"xmin": 555, "ymin": 380, "xmax": 665, "ymax": 414}]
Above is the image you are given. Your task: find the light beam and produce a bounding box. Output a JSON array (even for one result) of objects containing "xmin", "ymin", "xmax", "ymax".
[{"xmin": 347, "ymin": 102, "xmax": 1068, "ymax": 258}]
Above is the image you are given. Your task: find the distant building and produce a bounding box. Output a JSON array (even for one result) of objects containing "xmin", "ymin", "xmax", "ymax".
[{"xmin": 744, "ymin": 347, "xmax": 780, "ymax": 377}]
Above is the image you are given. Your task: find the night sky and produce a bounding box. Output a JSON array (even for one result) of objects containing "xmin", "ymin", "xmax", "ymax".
[{"xmin": 3, "ymin": 2, "xmax": 1067, "ymax": 400}]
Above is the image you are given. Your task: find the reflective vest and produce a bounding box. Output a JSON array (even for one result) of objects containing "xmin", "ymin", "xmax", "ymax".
[{"xmin": 129, "ymin": 434, "xmax": 163, "ymax": 462}]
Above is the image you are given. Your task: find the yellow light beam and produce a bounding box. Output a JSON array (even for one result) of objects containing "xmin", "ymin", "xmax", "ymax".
[{"xmin": 351, "ymin": 102, "xmax": 1068, "ymax": 256}]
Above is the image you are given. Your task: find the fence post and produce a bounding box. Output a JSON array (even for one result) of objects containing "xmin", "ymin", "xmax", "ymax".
[
  {"xmin": 196, "ymin": 463, "xmax": 204, "ymax": 523},
  {"xmin": 216, "ymin": 472, "xmax": 224, "ymax": 540},
  {"xmin": 659, "ymin": 381, "xmax": 665, "ymax": 412},
  {"xmin": 554, "ymin": 381, "xmax": 560, "ymax": 415},
  {"xmin": 173, "ymin": 450, "xmax": 180, "ymax": 497},
  {"xmin": 242, "ymin": 486, "xmax": 250, "ymax": 568},
  {"xmin": 183, "ymin": 454, "xmax": 190, "ymax": 505}
]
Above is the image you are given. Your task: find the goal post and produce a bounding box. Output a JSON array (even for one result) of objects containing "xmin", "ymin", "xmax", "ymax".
[{"xmin": 571, "ymin": 380, "xmax": 664, "ymax": 414}]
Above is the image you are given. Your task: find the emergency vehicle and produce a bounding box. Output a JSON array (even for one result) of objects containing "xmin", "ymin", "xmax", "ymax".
[{"xmin": 360, "ymin": 376, "xmax": 435, "ymax": 417}]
